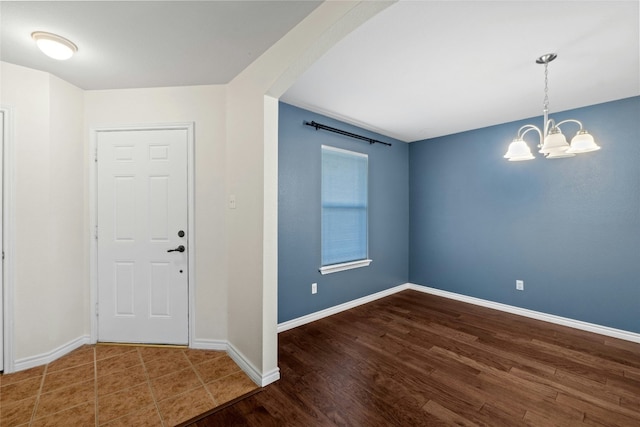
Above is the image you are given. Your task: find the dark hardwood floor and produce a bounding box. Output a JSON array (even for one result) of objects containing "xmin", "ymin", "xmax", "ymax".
[{"xmin": 191, "ymin": 290, "xmax": 640, "ymax": 426}]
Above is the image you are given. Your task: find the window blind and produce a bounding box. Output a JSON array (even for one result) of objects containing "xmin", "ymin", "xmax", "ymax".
[{"xmin": 321, "ymin": 145, "xmax": 368, "ymax": 266}]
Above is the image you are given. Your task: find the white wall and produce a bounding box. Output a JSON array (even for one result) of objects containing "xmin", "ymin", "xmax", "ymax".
[
  {"xmin": 84, "ymin": 85, "xmax": 228, "ymax": 343},
  {"xmin": 48, "ymin": 74, "xmax": 87, "ymax": 348},
  {"xmin": 0, "ymin": 0, "xmax": 393, "ymax": 375},
  {"xmin": 0, "ymin": 62, "xmax": 85, "ymax": 362},
  {"xmin": 225, "ymin": 0, "xmax": 395, "ymax": 381}
]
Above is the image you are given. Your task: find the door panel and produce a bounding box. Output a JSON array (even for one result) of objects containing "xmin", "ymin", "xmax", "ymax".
[{"xmin": 97, "ymin": 129, "xmax": 188, "ymax": 344}]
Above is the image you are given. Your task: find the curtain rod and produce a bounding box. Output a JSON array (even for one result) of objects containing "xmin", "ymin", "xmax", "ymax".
[{"xmin": 304, "ymin": 121, "xmax": 392, "ymax": 147}]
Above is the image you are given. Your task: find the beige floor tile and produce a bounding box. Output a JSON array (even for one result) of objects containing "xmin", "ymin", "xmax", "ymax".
[
  {"xmin": 97, "ymin": 383, "xmax": 154, "ymax": 425},
  {"xmin": 194, "ymin": 354, "xmax": 241, "ymax": 383},
  {"xmin": 95, "ymin": 345, "xmax": 138, "ymax": 361},
  {"xmin": 183, "ymin": 348, "xmax": 225, "ymax": 366},
  {"xmin": 143, "ymin": 351, "xmax": 190, "ymax": 379},
  {"xmin": 35, "ymin": 379, "xmax": 95, "ymax": 419},
  {"xmin": 97, "ymin": 363, "xmax": 147, "ymax": 397},
  {"xmin": 206, "ymin": 370, "xmax": 259, "ymax": 405},
  {"xmin": 1, "ymin": 376, "xmax": 43, "ymax": 405},
  {"xmin": 100, "ymin": 404, "xmax": 163, "ymax": 427},
  {"xmin": 0, "ymin": 344, "xmax": 253, "ymax": 427},
  {"xmin": 31, "ymin": 401, "xmax": 95, "ymax": 427},
  {"xmin": 41, "ymin": 362, "xmax": 94, "ymax": 394},
  {"xmin": 0, "ymin": 395, "xmax": 37, "ymax": 426},
  {"xmin": 138, "ymin": 346, "xmax": 186, "ymax": 363},
  {"xmin": 46, "ymin": 345, "xmax": 95, "ymax": 373},
  {"xmin": 157, "ymin": 386, "xmax": 215, "ymax": 426},
  {"xmin": 0, "ymin": 365, "xmax": 46, "ymax": 387},
  {"xmin": 96, "ymin": 350, "xmax": 142, "ymax": 378},
  {"xmin": 151, "ymin": 367, "xmax": 202, "ymax": 402}
]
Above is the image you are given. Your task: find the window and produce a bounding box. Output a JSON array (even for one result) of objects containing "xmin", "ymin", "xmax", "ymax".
[{"xmin": 320, "ymin": 145, "xmax": 372, "ymax": 274}]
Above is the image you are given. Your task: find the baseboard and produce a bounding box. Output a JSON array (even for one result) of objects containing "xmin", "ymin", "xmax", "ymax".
[
  {"xmin": 276, "ymin": 282, "xmax": 640, "ymax": 345},
  {"xmin": 13, "ymin": 335, "xmax": 91, "ymax": 373},
  {"xmin": 227, "ymin": 341, "xmax": 280, "ymax": 387},
  {"xmin": 408, "ymin": 284, "xmax": 640, "ymax": 344},
  {"xmin": 192, "ymin": 338, "xmax": 280, "ymax": 386},
  {"xmin": 277, "ymin": 283, "xmax": 411, "ymax": 333},
  {"xmin": 190, "ymin": 338, "xmax": 227, "ymax": 351}
]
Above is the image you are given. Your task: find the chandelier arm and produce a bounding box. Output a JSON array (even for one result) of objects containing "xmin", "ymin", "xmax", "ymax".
[
  {"xmin": 555, "ymin": 119, "xmax": 584, "ymax": 132},
  {"xmin": 517, "ymin": 124, "xmax": 540, "ymax": 138},
  {"xmin": 544, "ymin": 118, "xmax": 556, "ymax": 136},
  {"xmin": 518, "ymin": 125, "xmax": 543, "ymax": 147}
]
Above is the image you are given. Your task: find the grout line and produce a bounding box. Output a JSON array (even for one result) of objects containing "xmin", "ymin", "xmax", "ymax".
[
  {"xmin": 185, "ymin": 349, "xmax": 219, "ymax": 406},
  {"xmin": 139, "ymin": 347, "xmax": 166, "ymax": 427},
  {"xmin": 29, "ymin": 363, "xmax": 48, "ymax": 426}
]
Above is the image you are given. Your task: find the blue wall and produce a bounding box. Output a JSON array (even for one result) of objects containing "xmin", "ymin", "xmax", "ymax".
[
  {"xmin": 409, "ymin": 96, "xmax": 640, "ymax": 333},
  {"xmin": 278, "ymin": 103, "xmax": 409, "ymax": 323}
]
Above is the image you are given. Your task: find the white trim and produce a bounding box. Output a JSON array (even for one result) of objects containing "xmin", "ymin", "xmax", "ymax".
[
  {"xmin": 321, "ymin": 144, "xmax": 368, "ymax": 158},
  {"xmin": 319, "ymin": 259, "xmax": 372, "ymax": 275},
  {"xmin": 227, "ymin": 341, "xmax": 280, "ymax": 387},
  {"xmin": 89, "ymin": 123, "xmax": 196, "ymax": 346},
  {"xmin": 190, "ymin": 338, "xmax": 227, "ymax": 351},
  {"xmin": 191, "ymin": 338, "xmax": 279, "ymax": 386},
  {"xmin": 1, "ymin": 105, "xmax": 16, "ymax": 373},
  {"xmin": 408, "ymin": 284, "xmax": 640, "ymax": 344},
  {"xmin": 14, "ymin": 335, "xmax": 91, "ymax": 372},
  {"xmin": 278, "ymin": 284, "xmax": 409, "ymax": 332},
  {"xmin": 277, "ymin": 282, "xmax": 640, "ymax": 345},
  {"xmin": 260, "ymin": 367, "xmax": 281, "ymax": 387}
]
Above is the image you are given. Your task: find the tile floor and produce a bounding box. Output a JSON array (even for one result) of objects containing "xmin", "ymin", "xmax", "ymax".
[{"xmin": 0, "ymin": 344, "xmax": 259, "ymax": 426}]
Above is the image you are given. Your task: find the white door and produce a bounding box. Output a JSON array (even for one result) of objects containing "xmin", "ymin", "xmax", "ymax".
[{"xmin": 97, "ymin": 129, "xmax": 188, "ymax": 344}]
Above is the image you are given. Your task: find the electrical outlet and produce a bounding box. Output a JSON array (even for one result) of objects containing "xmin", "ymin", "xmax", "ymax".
[
  {"xmin": 516, "ymin": 280, "xmax": 524, "ymax": 291},
  {"xmin": 311, "ymin": 283, "xmax": 317, "ymax": 294}
]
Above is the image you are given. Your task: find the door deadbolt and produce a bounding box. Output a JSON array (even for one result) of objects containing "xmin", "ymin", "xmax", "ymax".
[{"xmin": 178, "ymin": 230, "xmax": 185, "ymax": 237}]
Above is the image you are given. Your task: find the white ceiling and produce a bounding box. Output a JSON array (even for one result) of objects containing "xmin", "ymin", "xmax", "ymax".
[
  {"xmin": 282, "ymin": 0, "xmax": 640, "ymax": 141},
  {"xmin": 1, "ymin": 1, "xmax": 639, "ymax": 142},
  {"xmin": 0, "ymin": 1, "xmax": 322, "ymax": 89}
]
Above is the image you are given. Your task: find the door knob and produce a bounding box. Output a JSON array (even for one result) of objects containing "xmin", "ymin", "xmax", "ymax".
[{"xmin": 167, "ymin": 245, "xmax": 185, "ymax": 253}]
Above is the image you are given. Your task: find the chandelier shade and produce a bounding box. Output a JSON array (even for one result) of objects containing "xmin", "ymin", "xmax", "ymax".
[
  {"xmin": 504, "ymin": 138, "xmax": 535, "ymax": 161},
  {"xmin": 503, "ymin": 54, "xmax": 601, "ymax": 161},
  {"xmin": 567, "ymin": 130, "xmax": 601, "ymax": 154},
  {"xmin": 540, "ymin": 129, "xmax": 571, "ymax": 155}
]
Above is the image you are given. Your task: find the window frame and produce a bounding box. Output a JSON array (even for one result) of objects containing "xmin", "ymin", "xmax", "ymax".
[{"xmin": 319, "ymin": 145, "xmax": 372, "ymax": 275}]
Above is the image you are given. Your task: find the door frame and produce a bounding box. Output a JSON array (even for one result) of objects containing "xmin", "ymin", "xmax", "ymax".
[
  {"xmin": 1, "ymin": 106, "xmax": 16, "ymax": 372},
  {"xmin": 89, "ymin": 123, "xmax": 196, "ymax": 346}
]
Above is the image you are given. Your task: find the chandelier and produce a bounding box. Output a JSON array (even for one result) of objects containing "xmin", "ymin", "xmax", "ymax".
[{"xmin": 504, "ymin": 53, "xmax": 601, "ymax": 161}]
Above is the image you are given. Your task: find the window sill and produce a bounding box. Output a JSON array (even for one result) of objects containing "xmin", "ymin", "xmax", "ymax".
[{"xmin": 319, "ymin": 259, "xmax": 372, "ymax": 275}]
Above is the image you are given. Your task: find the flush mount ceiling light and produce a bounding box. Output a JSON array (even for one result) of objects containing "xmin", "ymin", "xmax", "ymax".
[
  {"xmin": 504, "ymin": 53, "xmax": 601, "ymax": 161},
  {"xmin": 31, "ymin": 31, "xmax": 78, "ymax": 60}
]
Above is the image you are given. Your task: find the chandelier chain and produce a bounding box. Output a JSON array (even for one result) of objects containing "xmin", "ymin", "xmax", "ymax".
[{"xmin": 543, "ymin": 62, "xmax": 549, "ymax": 112}]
